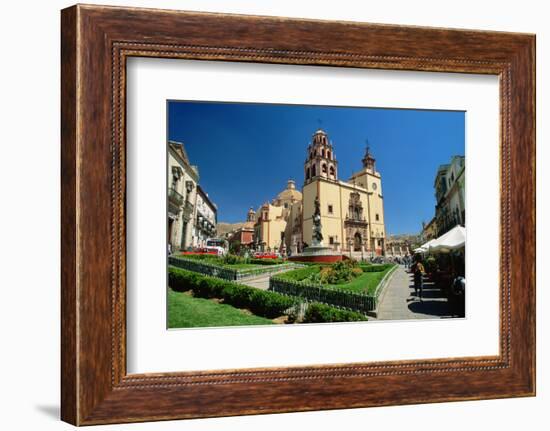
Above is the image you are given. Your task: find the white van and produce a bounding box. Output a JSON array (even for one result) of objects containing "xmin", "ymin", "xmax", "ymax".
[{"xmin": 205, "ymin": 238, "xmax": 227, "ymax": 256}]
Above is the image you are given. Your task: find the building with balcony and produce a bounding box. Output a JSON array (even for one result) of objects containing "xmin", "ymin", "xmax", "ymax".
[
  {"xmin": 434, "ymin": 155, "xmax": 465, "ymax": 237},
  {"xmin": 168, "ymin": 141, "xmax": 199, "ymax": 252},
  {"xmin": 192, "ymin": 185, "xmax": 218, "ymax": 248}
]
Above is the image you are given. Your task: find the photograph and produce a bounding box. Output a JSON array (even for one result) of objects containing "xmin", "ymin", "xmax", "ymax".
[
  {"xmin": 166, "ymin": 101, "xmax": 466, "ymax": 328},
  {"xmin": 0, "ymin": 0, "xmax": 540, "ymax": 428}
]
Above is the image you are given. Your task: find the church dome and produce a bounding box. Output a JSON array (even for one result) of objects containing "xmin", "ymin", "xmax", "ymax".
[{"xmin": 276, "ymin": 179, "xmax": 302, "ymax": 203}]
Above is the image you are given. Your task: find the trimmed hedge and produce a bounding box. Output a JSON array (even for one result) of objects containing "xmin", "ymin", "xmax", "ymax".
[
  {"xmin": 248, "ymin": 258, "xmax": 284, "ymax": 265},
  {"xmin": 169, "ymin": 256, "xmax": 298, "ymax": 280},
  {"xmin": 168, "ymin": 266, "xmax": 369, "ymax": 323},
  {"xmin": 168, "ymin": 266, "xmax": 297, "ymax": 318},
  {"xmin": 303, "ymin": 303, "xmax": 368, "ymax": 323},
  {"xmin": 359, "ymin": 263, "xmax": 393, "ymax": 273}
]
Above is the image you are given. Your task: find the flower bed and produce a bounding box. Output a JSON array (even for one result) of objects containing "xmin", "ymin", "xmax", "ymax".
[
  {"xmin": 269, "ymin": 276, "xmax": 378, "ymax": 313},
  {"xmin": 269, "ymin": 263, "xmax": 396, "ymax": 313}
]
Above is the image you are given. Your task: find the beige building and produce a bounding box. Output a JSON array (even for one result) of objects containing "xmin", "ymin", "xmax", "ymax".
[
  {"xmin": 434, "ymin": 155, "xmax": 465, "ymax": 236},
  {"xmin": 167, "ymin": 141, "xmax": 198, "ymax": 252},
  {"xmin": 168, "ymin": 140, "xmax": 218, "ymax": 252},
  {"xmin": 385, "ymin": 236, "xmax": 413, "ymax": 257},
  {"xmin": 192, "ymin": 185, "xmax": 218, "ymax": 248},
  {"xmin": 302, "ymin": 130, "xmax": 386, "ymax": 257},
  {"xmin": 253, "ymin": 129, "xmax": 386, "ymax": 258},
  {"xmin": 421, "ymin": 216, "xmax": 438, "ymax": 241}
]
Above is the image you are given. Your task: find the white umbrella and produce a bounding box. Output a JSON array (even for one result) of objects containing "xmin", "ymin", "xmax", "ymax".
[{"xmin": 429, "ymin": 225, "xmax": 466, "ymax": 253}]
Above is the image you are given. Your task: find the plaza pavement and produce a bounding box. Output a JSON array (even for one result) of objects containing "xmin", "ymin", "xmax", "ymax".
[
  {"xmin": 376, "ymin": 265, "xmax": 454, "ymax": 321},
  {"xmin": 239, "ymin": 273, "xmax": 272, "ymax": 290}
]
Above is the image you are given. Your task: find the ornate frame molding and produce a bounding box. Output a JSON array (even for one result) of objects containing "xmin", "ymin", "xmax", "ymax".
[{"xmin": 61, "ymin": 5, "xmax": 535, "ymax": 425}]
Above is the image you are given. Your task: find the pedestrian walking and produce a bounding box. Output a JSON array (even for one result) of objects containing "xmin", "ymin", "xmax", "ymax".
[{"xmin": 412, "ymin": 255, "xmax": 425, "ymax": 300}]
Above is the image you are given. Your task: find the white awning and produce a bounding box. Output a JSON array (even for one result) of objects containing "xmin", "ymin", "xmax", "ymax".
[
  {"xmin": 429, "ymin": 225, "xmax": 466, "ymax": 253},
  {"xmin": 412, "ymin": 239, "xmax": 436, "ymax": 254}
]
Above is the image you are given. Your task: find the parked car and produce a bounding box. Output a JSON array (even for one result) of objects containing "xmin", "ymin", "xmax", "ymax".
[{"xmin": 253, "ymin": 252, "xmax": 280, "ymax": 259}]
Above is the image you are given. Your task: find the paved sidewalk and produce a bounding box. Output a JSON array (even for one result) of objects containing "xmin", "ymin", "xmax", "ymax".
[
  {"xmin": 239, "ymin": 274, "xmax": 271, "ymax": 290},
  {"xmin": 238, "ymin": 265, "xmax": 300, "ymax": 290},
  {"xmin": 376, "ymin": 266, "xmax": 453, "ymax": 320}
]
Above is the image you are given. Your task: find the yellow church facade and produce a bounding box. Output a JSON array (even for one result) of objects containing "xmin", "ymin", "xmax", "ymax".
[{"xmin": 254, "ymin": 129, "xmax": 386, "ymax": 258}]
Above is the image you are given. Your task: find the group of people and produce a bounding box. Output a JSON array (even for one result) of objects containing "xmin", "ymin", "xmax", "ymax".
[
  {"xmin": 408, "ymin": 253, "xmax": 466, "ymax": 313},
  {"xmin": 388, "ymin": 255, "xmax": 413, "ymax": 266}
]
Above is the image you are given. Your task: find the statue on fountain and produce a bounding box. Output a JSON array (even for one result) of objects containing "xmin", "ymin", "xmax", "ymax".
[
  {"xmin": 288, "ymin": 195, "xmax": 342, "ymax": 262},
  {"xmin": 312, "ymin": 196, "xmax": 324, "ymax": 246}
]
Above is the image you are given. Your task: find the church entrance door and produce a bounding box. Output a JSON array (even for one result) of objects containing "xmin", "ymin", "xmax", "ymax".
[{"xmin": 353, "ymin": 232, "xmax": 362, "ymax": 251}]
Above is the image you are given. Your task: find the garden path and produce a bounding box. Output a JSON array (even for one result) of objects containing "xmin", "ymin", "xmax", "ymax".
[
  {"xmin": 239, "ymin": 273, "xmax": 271, "ymax": 290},
  {"xmin": 238, "ymin": 265, "xmax": 300, "ymax": 290}
]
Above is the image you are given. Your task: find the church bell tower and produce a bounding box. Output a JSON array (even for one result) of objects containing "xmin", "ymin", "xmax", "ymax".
[
  {"xmin": 362, "ymin": 146, "xmax": 376, "ymax": 174},
  {"xmin": 304, "ymin": 129, "xmax": 338, "ymax": 185}
]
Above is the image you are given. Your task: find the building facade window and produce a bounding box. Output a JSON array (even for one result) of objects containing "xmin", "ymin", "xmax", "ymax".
[
  {"xmin": 329, "ymin": 236, "xmax": 335, "ymax": 245},
  {"xmin": 328, "ymin": 204, "xmax": 333, "ymax": 214},
  {"xmin": 375, "ymin": 213, "xmax": 380, "ymax": 221}
]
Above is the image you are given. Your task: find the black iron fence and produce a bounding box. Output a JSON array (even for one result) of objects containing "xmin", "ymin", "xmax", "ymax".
[{"xmin": 269, "ymin": 277, "xmax": 377, "ymax": 313}]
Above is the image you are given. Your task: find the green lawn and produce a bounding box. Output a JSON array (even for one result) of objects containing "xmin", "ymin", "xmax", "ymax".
[
  {"xmin": 276, "ymin": 265, "xmax": 320, "ymax": 281},
  {"xmin": 168, "ymin": 288, "xmax": 274, "ymax": 328},
  {"xmin": 327, "ymin": 265, "xmax": 394, "ymax": 295},
  {"xmin": 276, "ymin": 263, "xmax": 395, "ymax": 295}
]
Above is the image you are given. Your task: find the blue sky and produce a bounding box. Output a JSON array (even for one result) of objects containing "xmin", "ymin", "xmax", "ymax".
[{"xmin": 168, "ymin": 101, "xmax": 464, "ymax": 235}]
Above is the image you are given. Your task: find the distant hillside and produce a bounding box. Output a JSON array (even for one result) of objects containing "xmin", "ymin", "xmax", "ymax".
[
  {"xmin": 216, "ymin": 222, "xmax": 245, "ymax": 237},
  {"xmin": 387, "ymin": 233, "xmax": 421, "ymax": 243}
]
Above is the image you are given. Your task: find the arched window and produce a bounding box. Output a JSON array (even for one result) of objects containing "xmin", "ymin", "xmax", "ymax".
[
  {"xmin": 327, "ymin": 150, "xmax": 331, "ymax": 159},
  {"xmin": 305, "ymin": 167, "xmax": 310, "ymax": 180},
  {"xmin": 321, "ymin": 149, "xmax": 325, "ymax": 157},
  {"xmin": 329, "ymin": 165, "xmax": 335, "ymax": 177},
  {"xmin": 312, "ymin": 165, "xmax": 316, "ymax": 177},
  {"xmin": 322, "ymin": 163, "xmax": 327, "ymax": 174}
]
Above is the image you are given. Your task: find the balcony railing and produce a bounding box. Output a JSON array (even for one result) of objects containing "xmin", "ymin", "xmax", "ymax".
[
  {"xmin": 183, "ymin": 200, "xmax": 194, "ymax": 216},
  {"xmin": 168, "ymin": 187, "xmax": 184, "ymax": 207},
  {"xmin": 344, "ymin": 215, "xmax": 368, "ymax": 227}
]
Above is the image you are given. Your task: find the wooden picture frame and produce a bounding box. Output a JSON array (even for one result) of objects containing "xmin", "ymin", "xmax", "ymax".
[{"xmin": 61, "ymin": 4, "xmax": 535, "ymax": 425}]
